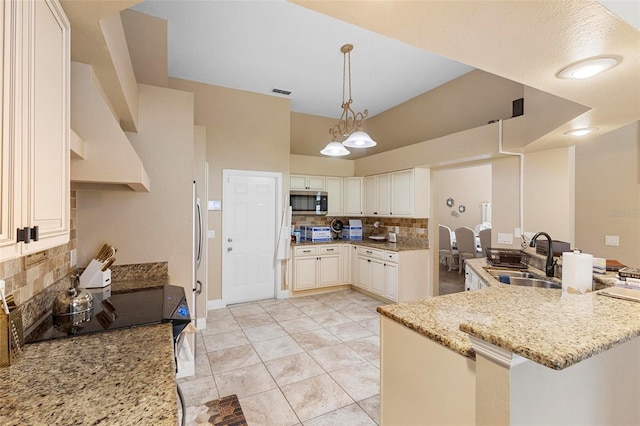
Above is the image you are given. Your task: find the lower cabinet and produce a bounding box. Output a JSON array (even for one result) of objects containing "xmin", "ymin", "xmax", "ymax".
[
  {"xmin": 293, "ymin": 245, "xmax": 340, "ymax": 291},
  {"xmin": 464, "ymin": 263, "xmax": 488, "ymax": 291}
]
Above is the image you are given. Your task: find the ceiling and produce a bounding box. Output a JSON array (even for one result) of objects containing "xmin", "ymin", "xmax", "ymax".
[
  {"xmin": 128, "ymin": 1, "xmax": 639, "ymax": 158},
  {"xmin": 130, "ymin": 0, "xmax": 474, "ymax": 120}
]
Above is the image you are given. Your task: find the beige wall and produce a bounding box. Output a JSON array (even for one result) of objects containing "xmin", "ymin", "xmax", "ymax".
[
  {"xmin": 575, "ymin": 121, "xmax": 639, "ymax": 266},
  {"xmin": 524, "ymin": 147, "xmax": 575, "ymax": 244},
  {"xmin": 168, "ymin": 78, "xmax": 291, "ymax": 301},
  {"xmin": 491, "ymin": 156, "xmax": 522, "ymax": 250},
  {"xmin": 289, "ymin": 154, "xmax": 354, "ymax": 177},
  {"xmin": 437, "ymin": 165, "xmax": 491, "ymax": 231},
  {"xmin": 77, "ymin": 84, "xmax": 195, "ymax": 295}
]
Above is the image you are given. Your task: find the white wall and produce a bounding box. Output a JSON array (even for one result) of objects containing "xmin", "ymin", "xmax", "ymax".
[{"xmin": 437, "ymin": 164, "xmax": 491, "ymax": 231}]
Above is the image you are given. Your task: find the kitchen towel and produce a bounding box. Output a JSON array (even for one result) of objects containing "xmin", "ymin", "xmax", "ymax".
[{"xmin": 562, "ymin": 251, "xmax": 593, "ymax": 295}]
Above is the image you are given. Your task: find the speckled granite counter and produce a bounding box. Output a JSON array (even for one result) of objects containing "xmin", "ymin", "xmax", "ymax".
[
  {"xmin": 292, "ymin": 239, "xmax": 429, "ymax": 252},
  {"xmin": 378, "ymin": 277, "xmax": 640, "ymax": 370},
  {"xmin": 0, "ymin": 323, "xmax": 177, "ymax": 425}
]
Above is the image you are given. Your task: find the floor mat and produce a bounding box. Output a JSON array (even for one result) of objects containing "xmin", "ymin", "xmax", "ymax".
[{"xmin": 192, "ymin": 394, "xmax": 247, "ymax": 426}]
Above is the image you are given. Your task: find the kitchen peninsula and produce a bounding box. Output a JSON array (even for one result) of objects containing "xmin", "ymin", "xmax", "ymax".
[{"xmin": 378, "ymin": 259, "xmax": 640, "ymax": 425}]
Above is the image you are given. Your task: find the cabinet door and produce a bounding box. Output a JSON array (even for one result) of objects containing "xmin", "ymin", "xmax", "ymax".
[
  {"xmin": 384, "ymin": 262, "xmax": 399, "ymax": 301},
  {"xmin": 370, "ymin": 259, "xmax": 384, "ymax": 295},
  {"xmin": 364, "ymin": 176, "xmax": 376, "ymax": 215},
  {"xmin": 22, "ymin": 0, "xmax": 69, "ymax": 254},
  {"xmin": 307, "ymin": 176, "xmax": 325, "ymax": 191},
  {"xmin": 351, "ymin": 245, "xmax": 359, "ymax": 285},
  {"xmin": 341, "ymin": 245, "xmax": 351, "ymax": 284},
  {"xmin": 290, "ymin": 175, "xmax": 307, "ymax": 190},
  {"xmin": 391, "ymin": 169, "xmax": 414, "ymax": 216},
  {"xmin": 0, "ymin": 0, "xmax": 21, "ymax": 260},
  {"xmin": 357, "ymin": 256, "xmax": 371, "ymax": 290},
  {"xmin": 318, "ymin": 254, "xmax": 340, "ymax": 287},
  {"xmin": 326, "ymin": 177, "xmax": 343, "ymax": 216},
  {"xmin": 294, "ymin": 257, "xmax": 318, "ymax": 290},
  {"xmin": 375, "ymin": 174, "xmax": 391, "ymax": 216},
  {"xmin": 343, "ymin": 177, "xmax": 363, "ymax": 216}
]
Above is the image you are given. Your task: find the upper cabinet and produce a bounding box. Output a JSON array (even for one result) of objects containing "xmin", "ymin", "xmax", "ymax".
[
  {"xmin": 364, "ymin": 168, "xmax": 430, "ymax": 218},
  {"xmin": 325, "ymin": 177, "xmax": 343, "ymax": 216},
  {"xmin": 0, "ymin": 0, "xmax": 70, "ymax": 260},
  {"xmin": 290, "ymin": 174, "xmax": 325, "ymax": 191},
  {"xmin": 343, "ymin": 177, "xmax": 363, "ymax": 216}
]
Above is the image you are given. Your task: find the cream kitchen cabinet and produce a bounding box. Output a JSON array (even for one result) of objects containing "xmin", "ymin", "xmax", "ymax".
[
  {"xmin": 290, "ymin": 174, "xmax": 325, "ymax": 191},
  {"xmin": 343, "ymin": 177, "xmax": 363, "ymax": 216},
  {"xmin": 364, "ymin": 174, "xmax": 390, "ymax": 216},
  {"xmin": 292, "ymin": 245, "xmax": 341, "ymax": 291},
  {"xmin": 355, "ymin": 245, "xmax": 428, "ymax": 302},
  {"xmin": 325, "ymin": 177, "xmax": 343, "ymax": 216},
  {"xmin": 464, "ymin": 262, "xmax": 487, "ymax": 291},
  {"xmin": 0, "ymin": 0, "xmax": 70, "ymax": 261},
  {"xmin": 340, "ymin": 244, "xmax": 351, "ymax": 284}
]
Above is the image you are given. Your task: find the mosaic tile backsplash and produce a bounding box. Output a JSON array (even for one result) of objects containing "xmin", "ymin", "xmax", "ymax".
[{"xmin": 292, "ymin": 215, "xmax": 428, "ymax": 244}]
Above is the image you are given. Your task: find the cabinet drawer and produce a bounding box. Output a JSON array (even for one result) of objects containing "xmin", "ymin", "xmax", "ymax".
[
  {"xmin": 384, "ymin": 251, "xmax": 399, "ymax": 263},
  {"xmin": 360, "ymin": 247, "xmax": 383, "ymax": 259},
  {"xmin": 319, "ymin": 245, "xmax": 339, "ymax": 255},
  {"xmin": 295, "ymin": 246, "xmax": 318, "ymax": 256}
]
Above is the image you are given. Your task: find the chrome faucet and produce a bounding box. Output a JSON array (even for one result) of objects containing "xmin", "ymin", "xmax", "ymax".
[{"xmin": 529, "ymin": 232, "xmax": 557, "ymax": 277}]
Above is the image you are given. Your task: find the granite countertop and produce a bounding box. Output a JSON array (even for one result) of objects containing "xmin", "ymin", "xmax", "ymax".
[
  {"xmin": 0, "ymin": 323, "xmax": 177, "ymax": 425},
  {"xmin": 292, "ymin": 239, "xmax": 429, "ymax": 252},
  {"xmin": 379, "ymin": 265, "xmax": 640, "ymax": 370},
  {"xmin": 111, "ymin": 277, "xmax": 168, "ymax": 294}
]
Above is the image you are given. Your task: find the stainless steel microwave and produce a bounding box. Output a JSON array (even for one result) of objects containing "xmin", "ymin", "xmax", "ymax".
[{"xmin": 290, "ymin": 191, "xmax": 328, "ymax": 215}]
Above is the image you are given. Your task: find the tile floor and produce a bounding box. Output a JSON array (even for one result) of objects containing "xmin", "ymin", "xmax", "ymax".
[{"xmin": 178, "ymin": 289, "xmax": 384, "ymax": 425}]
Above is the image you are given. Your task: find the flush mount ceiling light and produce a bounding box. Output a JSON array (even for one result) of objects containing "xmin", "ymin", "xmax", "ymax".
[
  {"xmin": 557, "ymin": 56, "xmax": 620, "ymax": 79},
  {"xmin": 321, "ymin": 44, "xmax": 377, "ymax": 156},
  {"xmin": 564, "ymin": 127, "xmax": 598, "ymax": 137}
]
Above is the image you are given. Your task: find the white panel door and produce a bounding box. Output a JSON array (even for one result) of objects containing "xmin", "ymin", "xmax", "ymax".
[{"xmin": 223, "ymin": 170, "xmax": 279, "ymax": 304}]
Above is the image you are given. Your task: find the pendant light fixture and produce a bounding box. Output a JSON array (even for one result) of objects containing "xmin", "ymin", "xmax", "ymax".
[{"xmin": 320, "ymin": 43, "xmax": 376, "ymax": 156}]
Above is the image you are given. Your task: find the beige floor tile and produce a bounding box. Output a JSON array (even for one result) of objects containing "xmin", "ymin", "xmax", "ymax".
[
  {"xmin": 291, "ymin": 328, "xmax": 342, "ymax": 351},
  {"xmin": 240, "ymin": 388, "xmax": 300, "ymax": 426},
  {"xmin": 346, "ymin": 335, "xmax": 380, "ymax": 364},
  {"xmin": 297, "ymin": 302, "xmax": 336, "ymax": 316},
  {"xmin": 357, "ymin": 317, "xmax": 381, "ymax": 335},
  {"xmin": 288, "ymin": 295, "xmax": 321, "ymax": 307},
  {"xmin": 229, "ymin": 302, "xmax": 267, "ymax": 316},
  {"xmin": 205, "ymin": 307, "xmax": 234, "ymax": 321},
  {"xmin": 200, "ymin": 317, "xmax": 241, "ymax": 336},
  {"xmin": 303, "ymin": 403, "xmax": 377, "ymax": 426},
  {"xmin": 243, "ymin": 322, "xmax": 288, "ymax": 343},
  {"xmin": 257, "ymin": 298, "xmax": 291, "ymax": 309},
  {"xmin": 253, "ymin": 335, "xmax": 305, "ymax": 362},
  {"xmin": 270, "ymin": 306, "xmax": 307, "ymax": 322},
  {"xmin": 177, "ymin": 376, "xmax": 219, "ymax": 407},
  {"xmin": 358, "ymin": 395, "xmax": 380, "ymax": 425},
  {"xmin": 309, "ymin": 311, "xmax": 352, "ymax": 328},
  {"xmin": 278, "ymin": 316, "xmax": 322, "ymax": 334},
  {"xmin": 202, "ymin": 329, "xmax": 248, "ymax": 352},
  {"xmin": 235, "ymin": 312, "xmax": 275, "ymax": 328},
  {"xmin": 341, "ymin": 306, "xmax": 379, "ymax": 322},
  {"xmin": 264, "ymin": 352, "xmax": 325, "ymax": 387},
  {"xmin": 308, "ymin": 343, "xmax": 366, "ymax": 372},
  {"xmin": 207, "ymin": 344, "xmax": 262, "ymax": 374},
  {"xmin": 214, "ymin": 362, "xmax": 277, "ymax": 399},
  {"xmin": 327, "ymin": 322, "xmax": 374, "ymax": 342},
  {"xmin": 280, "ymin": 374, "xmax": 354, "ymax": 422},
  {"xmin": 329, "ymin": 362, "xmax": 380, "ymax": 402}
]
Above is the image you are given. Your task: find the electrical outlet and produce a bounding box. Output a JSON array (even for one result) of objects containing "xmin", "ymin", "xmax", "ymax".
[
  {"xmin": 498, "ymin": 233, "xmax": 513, "ymax": 244},
  {"xmin": 515, "ymin": 228, "xmax": 522, "ymax": 238},
  {"xmin": 207, "ymin": 230, "xmax": 215, "ymax": 239},
  {"xmin": 605, "ymin": 235, "xmax": 619, "ymax": 246},
  {"xmin": 70, "ymin": 248, "xmax": 77, "ymax": 267},
  {"xmin": 394, "ymin": 226, "xmax": 399, "ymax": 233}
]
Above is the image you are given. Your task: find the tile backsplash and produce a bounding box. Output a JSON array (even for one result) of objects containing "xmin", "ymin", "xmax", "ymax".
[
  {"xmin": 291, "ymin": 215, "xmax": 428, "ymax": 243},
  {"xmin": 0, "ymin": 191, "xmax": 77, "ymax": 330}
]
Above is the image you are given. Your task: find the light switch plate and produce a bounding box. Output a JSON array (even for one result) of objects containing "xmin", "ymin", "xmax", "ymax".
[
  {"xmin": 498, "ymin": 233, "xmax": 513, "ymax": 244},
  {"xmin": 207, "ymin": 230, "xmax": 215, "ymax": 239},
  {"xmin": 208, "ymin": 200, "xmax": 221, "ymax": 211},
  {"xmin": 70, "ymin": 248, "xmax": 77, "ymax": 267},
  {"xmin": 605, "ymin": 235, "xmax": 619, "ymax": 246}
]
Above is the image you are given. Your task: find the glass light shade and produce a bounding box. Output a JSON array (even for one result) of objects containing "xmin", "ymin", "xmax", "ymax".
[
  {"xmin": 557, "ymin": 57, "xmax": 619, "ymax": 79},
  {"xmin": 563, "ymin": 127, "xmax": 598, "ymax": 137},
  {"xmin": 342, "ymin": 131, "xmax": 377, "ymax": 148},
  {"xmin": 320, "ymin": 141, "xmax": 350, "ymax": 156}
]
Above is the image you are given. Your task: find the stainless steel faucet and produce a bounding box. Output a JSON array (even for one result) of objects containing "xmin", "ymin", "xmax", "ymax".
[{"xmin": 529, "ymin": 232, "xmax": 557, "ymax": 277}]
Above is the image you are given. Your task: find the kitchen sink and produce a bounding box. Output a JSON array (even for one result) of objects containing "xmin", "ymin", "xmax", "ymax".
[
  {"xmin": 487, "ymin": 270, "xmax": 535, "ymax": 279},
  {"xmin": 508, "ymin": 277, "xmax": 561, "ymax": 289}
]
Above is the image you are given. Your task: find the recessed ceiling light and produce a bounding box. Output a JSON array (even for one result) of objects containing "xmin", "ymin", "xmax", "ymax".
[
  {"xmin": 564, "ymin": 127, "xmax": 598, "ymax": 137},
  {"xmin": 557, "ymin": 56, "xmax": 620, "ymax": 79}
]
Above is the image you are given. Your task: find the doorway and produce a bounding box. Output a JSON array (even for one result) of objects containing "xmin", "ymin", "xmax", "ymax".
[{"xmin": 222, "ymin": 169, "xmax": 282, "ymax": 304}]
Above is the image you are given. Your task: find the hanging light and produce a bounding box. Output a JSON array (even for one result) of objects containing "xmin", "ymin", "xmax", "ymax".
[
  {"xmin": 320, "ymin": 141, "xmax": 350, "ymax": 156},
  {"xmin": 321, "ymin": 44, "xmax": 376, "ymax": 156}
]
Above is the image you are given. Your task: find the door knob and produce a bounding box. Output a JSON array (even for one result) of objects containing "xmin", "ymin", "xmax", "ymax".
[
  {"xmin": 227, "ymin": 247, "xmax": 233, "ymax": 252},
  {"xmin": 227, "ymin": 238, "xmax": 233, "ymax": 242}
]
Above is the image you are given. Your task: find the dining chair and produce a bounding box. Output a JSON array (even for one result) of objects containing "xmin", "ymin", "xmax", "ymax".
[
  {"xmin": 439, "ymin": 224, "xmax": 459, "ymax": 272},
  {"xmin": 454, "ymin": 226, "xmax": 476, "ymax": 273},
  {"xmin": 478, "ymin": 228, "xmax": 492, "ymax": 257}
]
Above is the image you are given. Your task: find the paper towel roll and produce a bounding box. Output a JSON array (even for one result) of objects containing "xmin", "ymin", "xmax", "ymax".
[{"xmin": 562, "ymin": 251, "xmax": 593, "ymax": 295}]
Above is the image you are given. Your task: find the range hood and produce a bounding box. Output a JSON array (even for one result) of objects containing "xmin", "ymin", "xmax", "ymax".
[{"xmin": 70, "ymin": 61, "xmax": 150, "ymax": 192}]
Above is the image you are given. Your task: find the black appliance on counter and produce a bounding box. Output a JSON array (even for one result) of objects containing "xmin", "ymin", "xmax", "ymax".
[{"xmin": 25, "ymin": 285, "xmax": 191, "ymax": 361}]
